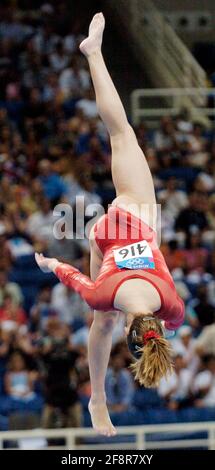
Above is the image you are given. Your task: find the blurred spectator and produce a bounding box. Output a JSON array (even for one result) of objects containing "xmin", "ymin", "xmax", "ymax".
[
  {"xmin": 76, "ymin": 88, "xmax": 98, "ymax": 119},
  {"xmin": 4, "ymin": 351, "xmax": 36, "ymax": 400},
  {"xmin": 176, "ymin": 107, "xmax": 193, "ymax": 134},
  {"xmin": 191, "ymin": 284, "xmax": 215, "ymax": 329},
  {"xmin": 51, "ymin": 283, "xmax": 88, "ymax": 325},
  {"xmin": 154, "ymin": 116, "xmax": 177, "ymax": 153},
  {"xmin": 171, "ymin": 326, "xmax": 199, "ymax": 375},
  {"xmin": 33, "ymin": 23, "xmax": 59, "ymax": 55},
  {"xmin": 186, "ymin": 123, "xmax": 208, "ymax": 168},
  {"xmin": 72, "ymin": 312, "xmax": 94, "ymax": 347},
  {"xmin": 37, "ymin": 160, "xmax": 68, "ymax": 203},
  {"xmin": 64, "ymin": 25, "xmax": 77, "ymax": 54},
  {"xmin": 49, "ymin": 41, "xmax": 69, "ymax": 73},
  {"xmin": 195, "ymin": 324, "xmax": 215, "ymax": 356},
  {"xmin": 158, "ymin": 354, "xmax": 193, "ymax": 409},
  {"xmin": 75, "ymin": 346, "xmax": 91, "ymax": 399},
  {"xmin": 47, "ymin": 237, "xmax": 83, "ymax": 264},
  {"xmin": 158, "ymin": 177, "xmax": 188, "ymax": 219},
  {"xmin": 175, "ymin": 191, "xmax": 209, "ymax": 233},
  {"xmin": 192, "ymin": 356, "xmax": 215, "ymax": 407},
  {"xmin": 180, "ymin": 231, "xmax": 209, "ymax": 273},
  {"xmin": 0, "ymin": 11, "xmax": 30, "ymax": 43},
  {"xmin": 0, "ymin": 294, "xmax": 27, "ymax": 327},
  {"xmin": 30, "ymin": 287, "xmax": 57, "ymax": 332},
  {"xmin": 59, "ymin": 57, "xmax": 90, "ymax": 97},
  {"xmin": 39, "ymin": 318, "xmax": 82, "ymax": 428},
  {"xmin": 42, "ymin": 72, "xmax": 60, "ymax": 103},
  {"xmin": 26, "ymin": 197, "xmax": 56, "ymax": 243},
  {"xmin": 161, "ymin": 241, "xmax": 184, "ymax": 271},
  {"xmin": 105, "ymin": 354, "xmax": 135, "ymax": 413},
  {"xmin": 0, "ymin": 269, "xmax": 23, "ymax": 307},
  {"xmin": 24, "ymin": 88, "xmax": 46, "ymax": 125},
  {"xmin": 14, "ymin": 324, "xmax": 38, "ymax": 364}
]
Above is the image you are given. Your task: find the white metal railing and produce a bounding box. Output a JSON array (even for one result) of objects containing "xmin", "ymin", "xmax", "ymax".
[
  {"xmin": 107, "ymin": 0, "xmax": 208, "ymax": 124},
  {"xmin": 131, "ymin": 87, "xmax": 215, "ymax": 125},
  {"xmin": 0, "ymin": 422, "xmax": 215, "ymax": 450}
]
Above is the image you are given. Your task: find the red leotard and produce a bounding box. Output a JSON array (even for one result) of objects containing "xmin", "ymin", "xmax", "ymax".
[{"xmin": 55, "ymin": 206, "xmax": 184, "ymax": 330}]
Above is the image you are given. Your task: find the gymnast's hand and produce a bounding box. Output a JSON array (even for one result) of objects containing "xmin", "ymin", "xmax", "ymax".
[{"xmin": 35, "ymin": 253, "xmax": 59, "ymax": 273}]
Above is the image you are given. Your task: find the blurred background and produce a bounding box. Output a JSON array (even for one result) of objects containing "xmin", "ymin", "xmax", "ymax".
[{"xmin": 0, "ymin": 0, "xmax": 215, "ymax": 450}]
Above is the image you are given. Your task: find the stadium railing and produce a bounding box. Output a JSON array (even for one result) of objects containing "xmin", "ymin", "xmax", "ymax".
[
  {"xmin": 131, "ymin": 87, "xmax": 215, "ymax": 126},
  {"xmin": 0, "ymin": 422, "xmax": 215, "ymax": 449}
]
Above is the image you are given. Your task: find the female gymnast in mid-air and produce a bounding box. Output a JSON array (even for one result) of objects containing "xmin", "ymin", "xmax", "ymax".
[{"xmin": 35, "ymin": 13, "xmax": 184, "ymax": 436}]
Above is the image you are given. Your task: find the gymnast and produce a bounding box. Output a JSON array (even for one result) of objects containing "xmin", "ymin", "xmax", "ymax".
[{"xmin": 35, "ymin": 13, "xmax": 184, "ymax": 437}]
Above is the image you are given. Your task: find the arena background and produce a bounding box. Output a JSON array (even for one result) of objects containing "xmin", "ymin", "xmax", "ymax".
[{"xmin": 0, "ymin": 0, "xmax": 215, "ymax": 450}]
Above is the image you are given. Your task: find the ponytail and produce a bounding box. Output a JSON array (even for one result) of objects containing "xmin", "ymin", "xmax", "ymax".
[{"xmin": 128, "ymin": 316, "xmax": 173, "ymax": 388}]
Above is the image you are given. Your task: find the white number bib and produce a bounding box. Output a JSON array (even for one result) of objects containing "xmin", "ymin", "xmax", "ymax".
[{"xmin": 113, "ymin": 240, "xmax": 155, "ymax": 270}]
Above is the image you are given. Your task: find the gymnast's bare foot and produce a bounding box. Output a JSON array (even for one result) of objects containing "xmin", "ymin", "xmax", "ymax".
[
  {"xmin": 79, "ymin": 12, "xmax": 105, "ymax": 57},
  {"xmin": 89, "ymin": 399, "xmax": 117, "ymax": 437}
]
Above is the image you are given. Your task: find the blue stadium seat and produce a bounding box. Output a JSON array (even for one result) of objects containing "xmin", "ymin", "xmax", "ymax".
[
  {"xmin": 0, "ymin": 414, "xmax": 9, "ymax": 431},
  {"xmin": 132, "ymin": 387, "xmax": 164, "ymax": 409},
  {"xmin": 0, "ymin": 395, "xmax": 44, "ymax": 415},
  {"xmin": 144, "ymin": 408, "xmax": 180, "ymax": 424},
  {"xmin": 179, "ymin": 407, "xmax": 215, "ymax": 423},
  {"xmin": 83, "ymin": 405, "xmax": 215, "ymax": 429},
  {"xmin": 111, "ymin": 408, "xmax": 148, "ymax": 426},
  {"xmin": 0, "ymin": 396, "xmax": 13, "ymax": 415},
  {"xmin": 8, "ymin": 254, "xmax": 58, "ymax": 311}
]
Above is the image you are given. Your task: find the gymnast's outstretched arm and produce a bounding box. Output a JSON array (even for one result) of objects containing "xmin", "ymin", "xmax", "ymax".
[{"xmin": 35, "ymin": 253, "xmax": 98, "ymax": 308}]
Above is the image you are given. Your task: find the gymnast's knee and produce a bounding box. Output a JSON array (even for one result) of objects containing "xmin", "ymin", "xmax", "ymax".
[{"xmin": 110, "ymin": 124, "xmax": 135, "ymax": 146}]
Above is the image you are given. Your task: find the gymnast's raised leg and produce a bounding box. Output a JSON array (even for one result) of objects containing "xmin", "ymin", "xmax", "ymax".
[{"xmin": 80, "ymin": 13, "xmax": 157, "ymax": 225}]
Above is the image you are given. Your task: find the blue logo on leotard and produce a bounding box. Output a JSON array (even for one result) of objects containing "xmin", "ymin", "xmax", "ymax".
[{"xmin": 116, "ymin": 257, "xmax": 155, "ymax": 270}]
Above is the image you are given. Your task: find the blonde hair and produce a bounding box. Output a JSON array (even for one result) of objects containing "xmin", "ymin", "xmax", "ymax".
[{"xmin": 128, "ymin": 315, "xmax": 173, "ymax": 388}]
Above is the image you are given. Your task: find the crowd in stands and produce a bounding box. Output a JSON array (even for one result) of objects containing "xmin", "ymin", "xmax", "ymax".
[{"xmin": 0, "ymin": 1, "xmax": 215, "ymax": 433}]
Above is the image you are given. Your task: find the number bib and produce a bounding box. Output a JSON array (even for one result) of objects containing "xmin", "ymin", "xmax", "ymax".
[{"xmin": 113, "ymin": 240, "xmax": 155, "ymax": 270}]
